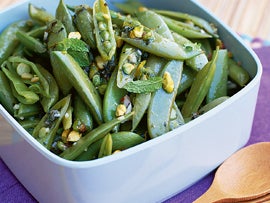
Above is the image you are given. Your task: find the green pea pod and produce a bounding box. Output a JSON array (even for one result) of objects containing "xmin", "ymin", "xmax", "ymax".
[
  {"xmin": 73, "ymin": 94, "xmax": 94, "ymax": 133},
  {"xmin": 28, "ymin": 3, "xmax": 55, "ymax": 25},
  {"xmin": 154, "ymin": 9, "xmax": 218, "ymax": 38},
  {"xmin": 75, "ymin": 131, "xmax": 144, "ymax": 161},
  {"xmin": 136, "ymin": 9, "xmax": 174, "ymax": 40},
  {"xmin": 177, "ymin": 66, "xmax": 196, "ymax": 96},
  {"xmin": 186, "ymin": 52, "xmax": 209, "ymax": 71},
  {"xmin": 47, "ymin": 20, "xmax": 73, "ymax": 95},
  {"xmin": 161, "ymin": 16, "xmax": 212, "ymax": 39},
  {"xmin": 0, "ymin": 70, "xmax": 17, "ymax": 114},
  {"xmin": 50, "ymin": 51, "xmax": 103, "ymax": 125},
  {"xmin": 98, "ymin": 133, "xmax": 113, "ymax": 158},
  {"xmin": 0, "ymin": 20, "xmax": 32, "ymax": 65},
  {"xmin": 74, "ymin": 5, "xmax": 96, "ymax": 49},
  {"xmin": 117, "ymin": 44, "xmax": 142, "ymax": 88},
  {"xmin": 171, "ymin": 32, "xmax": 203, "ymax": 60},
  {"xmin": 199, "ymin": 96, "xmax": 230, "ymax": 115},
  {"xmin": 171, "ymin": 32, "xmax": 208, "ymax": 70},
  {"xmin": 60, "ymin": 111, "xmax": 134, "ymax": 160},
  {"xmin": 2, "ymin": 67, "xmax": 39, "ymax": 105},
  {"xmin": 181, "ymin": 48, "xmax": 219, "ymax": 119},
  {"xmin": 148, "ymin": 60, "xmax": 183, "ymax": 138},
  {"xmin": 32, "ymin": 95, "xmax": 71, "ymax": 149},
  {"xmin": 8, "ymin": 56, "xmax": 50, "ymax": 98},
  {"xmin": 47, "ymin": 19, "xmax": 67, "ymax": 50},
  {"xmin": 14, "ymin": 103, "xmax": 41, "ymax": 118},
  {"xmin": 113, "ymin": 1, "xmax": 143, "ymax": 14},
  {"xmin": 27, "ymin": 25, "xmax": 47, "ymax": 38},
  {"xmin": 16, "ymin": 30, "xmax": 47, "ymax": 54},
  {"xmin": 130, "ymin": 55, "xmax": 164, "ymax": 132},
  {"xmin": 56, "ymin": 0, "xmax": 76, "ymax": 34},
  {"xmin": 132, "ymin": 92, "xmax": 151, "ymax": 131},
  {"xmin": 228, "ymin": 58, "xmax": 250, "ymax": 87},
  {"xmin": 206, "ymin": 49, "xmax": 228, "ymax": 103},
  {"xmin": 93, "ymin": 0, "xmax": 116, "ymax": 61},
  {"xmin": 103, "ymin": 66, "xmax": 127, "ymax": 123},
  {"xmin": 38, "ymin": 65, "xmax": 59, "ymax": 112},
  {"xmin": 121, "ymin": 27, "xmax": 195, "ymax": 60},
  {"xmin": 19, "ymin": 118, "xmax": 40, "ymax": 130}
]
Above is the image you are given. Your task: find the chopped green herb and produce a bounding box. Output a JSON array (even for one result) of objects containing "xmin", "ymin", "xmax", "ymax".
[
  {"xmin": 123, "ymin": 77, "xmax": 162, "ymax": 93},
  {"xmin": 55, "ymin": 38, "xmax": 90, "ymax": 67}
]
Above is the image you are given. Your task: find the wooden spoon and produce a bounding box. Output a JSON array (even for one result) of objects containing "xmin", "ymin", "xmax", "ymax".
[{"xmin": 194, "ymin": 142, "xmax": 270, "ymax": 203}]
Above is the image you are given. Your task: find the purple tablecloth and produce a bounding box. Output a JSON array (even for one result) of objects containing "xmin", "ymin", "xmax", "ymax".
[{"xmin": 0, "ymin": 45, "xmax": 269, "ymax": 203}]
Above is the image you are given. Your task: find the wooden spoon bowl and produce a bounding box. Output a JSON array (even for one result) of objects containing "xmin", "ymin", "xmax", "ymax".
[{"xmin": 194, "ymin": 142, "xmax": 270, "ymax": 203}]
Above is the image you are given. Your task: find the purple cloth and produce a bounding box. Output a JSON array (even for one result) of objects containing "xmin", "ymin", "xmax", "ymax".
[{"xmin": 0, "ymin": 46, "xmax": 269, "ymax": 203}]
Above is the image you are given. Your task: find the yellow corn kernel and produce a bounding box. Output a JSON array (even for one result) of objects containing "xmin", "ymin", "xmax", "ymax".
[
  {"xmin": 162, "ymin": 71, "xmax": 174, "ymax": 93},
  {"xmin": 67, "ymin": 130, "xmax": 82, "ymax": 142},
  {"xmin": 113, "ymin": 150, "xmax": 121, "ymax": 154},
  {"xmin": 115, "ymin": 104, "xmax": 127, "ymax": 117},
  {"xmin": 138, "ymin": 6, "xmax": 148, "ymax": 12},
  {"xmin": 122, "ymin": 63, "xmax": 135, "ymax": 75},
  {"xmin": 61, "ymin": 129, "xmax": 70, "ymax": 142},
  {"xmin": 68, "ymin": 31, "xmax": 81, "ymax": 39},
  {"xmin": 95, "ymin": 55, "xmax": 106, "ymax": 69},
  {"xmin": 30, "ymin": 75, "xmax": 39, "ymax": 83},
  {"xmin": 130, "ymin": 26, "xmax": 144, "ymax": 38}
]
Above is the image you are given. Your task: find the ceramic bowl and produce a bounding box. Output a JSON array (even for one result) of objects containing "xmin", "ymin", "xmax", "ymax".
[{"xmin": 0, "ymin": 0, "xmax": 262, "ymax": 202}]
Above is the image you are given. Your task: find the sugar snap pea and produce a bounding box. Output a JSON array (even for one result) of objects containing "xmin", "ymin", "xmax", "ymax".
[
  {"xmin": 154, "ymin": 9, "xmax": 218, "ymax": 38},
  {"xmin": 16, "ymin": 30, "xmax": 47, "ymax": 54},
  {"xmin": 33, "ymin": 95, "xmax": 71, "ymax": 149},
  {"xmin": 0, "ymin": 20, "xmax": 32, "ymax": 65},
  {"xmin": 56, "ymin": 0, "xmax": 76, "ymax": 34},
  {"xmin": 181, "ymin": 48, "xmax": 219, "ymax": 119},
  {"xmin": 93, "ymin": 0, "xmax": 116, "ymax": 61},
  {"xmin": 50, "ymin": 51, "xmax": 103, "ymax": 125},
  {"xmin": 135, "ymin": 8, "xmax": 174, "ymax": 40},
  {"xmin": 8, "ymin": 56, "xmax": 50, "ymax": 98},
  {"xmin": 199, "ymin": 96, "xmax": 229, "ymax": 115},
  {"xmin": 73, "ymin": 94, "xmax": 94, "ymax": 133},
  {"xmin": 14, "ymin": 103, "xmax": 41, "ymax": 119},
  {"xmin": 98, "ymin": 133, "xmax": 113, "ymax": 158},
  {"xmin": 161, "ymin": 16, "xmax": 212, "ymax": 39},
  {"xmin": 0, "ymin": 70, "xmax": 17, "ymax": 114},
  {"xmin": 206, "ymin": 49, "xmax": 228, "ymax": 103},
  {"xmin": 28, "ymin": 4, "xmax": 54, "ymax": 25},
  {"xmin": 228, "ymin": 58, "xmax": 250, "ymax": 87},
  {"xmin": 103, "ymin": 66, "xmax": 127, "ymax": 124},
  {"xmin": 60, "ymin": 111, "xmax": 134, "ymax": 160},
  {"xmin": 172, "ymin": 32, "xmax": 208, "ymax": 70},
  {"xmin": 148, "ymin": 60, "xmax": 183, "ymax": 138},
  {"xmin": 73, "ymin": 5, "xmax": 96, "ymax": 49},
  {"xmin": 2, "ymin": 66, "xmax": 39, "ymax": 105},
  {"xmin": 117, "ymin": 44, "xmax": 142, "ymax": 88},
  {"xmin": 75, "ymin": 131, "xmax": 145, "ymax": 161}
]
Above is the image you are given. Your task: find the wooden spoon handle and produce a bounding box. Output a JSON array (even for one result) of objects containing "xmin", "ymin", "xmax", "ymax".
[{"xmin": 236, "ymin": 193, "xmax": 270, "ymax": 203}]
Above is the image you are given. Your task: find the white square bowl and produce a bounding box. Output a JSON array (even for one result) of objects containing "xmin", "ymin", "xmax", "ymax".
[{"xmin": 0, "ymin": 0, "xmax": 262, "ymax": 202}]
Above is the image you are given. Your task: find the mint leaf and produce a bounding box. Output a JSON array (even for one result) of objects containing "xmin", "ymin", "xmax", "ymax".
[
  {"xmin": 55, "ymin": 38, "xmax": 90, "ymax": 67},
  {"xmin": 123, "ymin": 77, "xmax": 162, "ymax": 93},
  {"xmin": 68, "ymin": 50, "xmax": 90, "ymax": 67}
]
